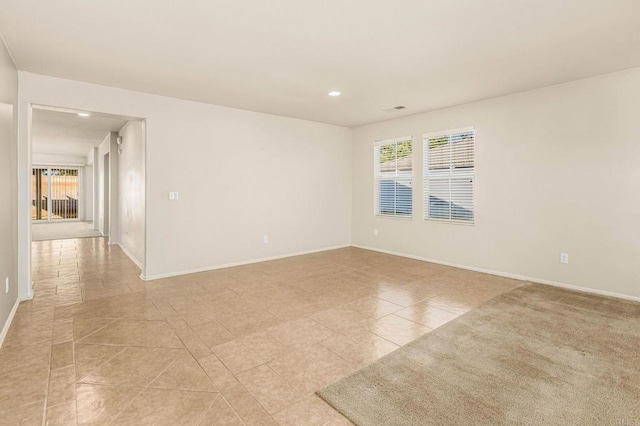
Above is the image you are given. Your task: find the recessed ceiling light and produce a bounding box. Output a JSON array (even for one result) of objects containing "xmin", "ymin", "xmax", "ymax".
[
  {"xmin": 77, "ymin": 112, "xmax": 91, "ymax": 117},
  {"xmin": 328, "ymin": 91, "xmax": 341, "ymax": 97}
]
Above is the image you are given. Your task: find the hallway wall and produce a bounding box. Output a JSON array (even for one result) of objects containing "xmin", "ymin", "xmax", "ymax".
[
  {"xmin": 117, "ymin": 120, "xmax": 145, "ymax": 267},
  {"xmin": 0, "ymin": 38, "xmax": 19, "ymax": 344}
]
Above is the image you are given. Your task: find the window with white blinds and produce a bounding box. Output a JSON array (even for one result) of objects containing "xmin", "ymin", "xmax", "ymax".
[
  {"xmin": 423, "ymin": 128, "xmax": 474, "ymax": 223},
  {"xmin": 374, "ymin": 137, "xmax": 413, "ymax": 218}
]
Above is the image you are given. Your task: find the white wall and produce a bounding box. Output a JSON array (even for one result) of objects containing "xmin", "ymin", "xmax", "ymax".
[
  {"xmin": 17, "ymin": 72, "xmax": 352, "ymax": 290},
  {"xmin": 352, "ymin": 67, "xmax": 640, "ymax": 299},
  {"xmin": 83, "ymin": 164, "xmax": 93, "ymax": 222},
  {"xmin": 117, "ymin": 120, "xmax": 145, "ymax": 267},
  {"xmin": 96, "ymin": 134, "xmax": 109, "ymax": 235},
  {"xmin": 31, "ymin": 152, "xmax": 86, "ymax": 165},
  {"xmin": 90, "ymin": 148, "xmax": 99, "ymax": 229},
  {"xmin": 95, "ymin": 132, "xmax": 119, "ymax": 237},
  {"xmin": 0, "ymin": 39, "xmax": 18, "ymax": 345}
]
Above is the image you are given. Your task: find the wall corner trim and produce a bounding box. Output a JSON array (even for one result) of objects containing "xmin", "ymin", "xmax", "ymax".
[
  {"xmin": 0, "ymin": 297, "xmax": 21, "ymax": 350},
  {"xmin": 351, "ymin": 244, "xmax": 640, "ymax": 302},
  {"xmin": 114, "ymin": 243, "xmax": 143, "ymax": 270}
]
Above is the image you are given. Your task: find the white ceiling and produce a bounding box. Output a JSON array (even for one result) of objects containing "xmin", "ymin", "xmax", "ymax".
[
  {"xmin": 2, "ymin": 0, "xmax": 640, "ymax": 127},
  {"xmin": 31, "ymin": 107, "xmax": 128, "ymax": 157}
]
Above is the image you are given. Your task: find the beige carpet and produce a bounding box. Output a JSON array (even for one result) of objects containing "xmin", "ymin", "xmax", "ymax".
[
  {"xmin": 32, "ymin": 221, "xmax": 102, "ymax": 241},
  {"xmin": 317, "ymin": 284, "xmax": 640, "ymax": 425}
]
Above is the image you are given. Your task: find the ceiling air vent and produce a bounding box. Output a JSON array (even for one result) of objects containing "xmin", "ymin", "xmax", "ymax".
[{"xmin": 383, "ymin": 105, "xmax": 407, "ymax": 112}]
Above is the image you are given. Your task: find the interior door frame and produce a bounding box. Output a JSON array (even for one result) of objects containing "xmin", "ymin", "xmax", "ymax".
[{"xmin": 19, "ymin": 101, "xmax": 148, "ymax": 301}]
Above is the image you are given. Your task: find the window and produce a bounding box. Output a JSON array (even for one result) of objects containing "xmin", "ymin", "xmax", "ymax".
[
  {"xmin": 423, "ymin": 128, "xmax": 474, "ymax": 223},
  {"xmin": 374, "ymin": 137, "xmax": 413, "ymax": 218}
]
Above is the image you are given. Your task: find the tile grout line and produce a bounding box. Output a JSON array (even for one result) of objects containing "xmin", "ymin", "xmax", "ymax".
[
  {"xmin": 106, "ymin": 347, "xmax": 190, "ymax": 425},
  {"xmin": 195, "ymin": 394, "xmax": 221, "ymax": 426},
  {"xmin": 39, "ymin": 247, "xmax": 68, "ymax": 426},
  {"xmin": 75, "ymin": 345, "xmax": 128, "ymax": 383},
  {"xmin": 73, "ymin": 318, "xmax": 119, "ymax": 344}
]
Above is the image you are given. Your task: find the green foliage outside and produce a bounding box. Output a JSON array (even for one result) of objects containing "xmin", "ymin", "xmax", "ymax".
[
  {"xmin": 380, "ymin": 140, "xmax": 412, "ymax": 163},
  {"xmin": 428, "ymin": 132, "xmax": 473, "ymax": 150},
  {"xmin": 428, "ymin": 136, "xmax": 449, "ymax": 149}
]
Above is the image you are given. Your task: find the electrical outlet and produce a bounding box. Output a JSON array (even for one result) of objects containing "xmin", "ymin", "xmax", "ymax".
[
  {"xmin": 560, "ymin": 253, "xmax": 569, "ymax": 264},
  {"xmin": 168, "ymin": 192, "xmax": 179, "ymax": 201},
  {"xmin": 263, "ymin": 235, "xmax": 269, "ymax": 244},
  {"xmin": 5, "ymin": 277, "xmax": 8, "ymax": 294},
  {"xmin": 373, "ymin": 228, "xmax": 378, "ymax": 237}
]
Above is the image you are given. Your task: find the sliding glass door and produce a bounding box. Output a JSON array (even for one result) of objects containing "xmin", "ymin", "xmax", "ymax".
[{"xmin": 31, "ymin": 167, "xmax": 80, "ymax": 221}]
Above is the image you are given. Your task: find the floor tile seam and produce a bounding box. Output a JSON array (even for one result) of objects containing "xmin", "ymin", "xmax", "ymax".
[
  {"xmin": 341, "ymin": 299, "xmax": 402, "ymax": 321},
  {"xmin": 74, "ymin": 346, "xmax": 128, "ymax": 383},
  {"xmin": 73, "ymin": 318, "xmax": 120, "ymax": 344},
  {"xmin": 264, "ymin": 343, "xmax": 355, "ymax": 394},
  {"xmin": 268, "ymin": 391, "xmax": 346, "ymax": 424},
  {"xmin": 146, "ymin": 385, "xmax": 222, "ymax": 395},
  {"xmin": 368, "ymin": 295, "xmax": 407, "ymax": 311},
  {"xmin": 167, "ymin": 319, "xmax": 213, "ymax": 355},
  {"xmin": 195, "ymin": 393, "xmax": 221, "ymax": 426},
  {"xmin": 75, "ymin": 341, "xmax": 185, "ymax": 351},
  {"xmin": 422, "ymin": 300, "xmax": 476, "ymax": 316},
  {"xmin": 194, "ymin": 352, "xmax": 234, "ymax": 393},
  {"xmin": 215, "ymin": 393, "xmax": 249, "ymax": 426},
  {"xmin": 105, "ymin": 386, "xmax": 147, "ymax": 425},
  {"xmin": 184, "ymin": 313, "xmax": 237, "ymax": 344},
  {"xmin": 41, "ymin": 312, "xmax": 57, "ymax": 425},
  {"xmin": 235, "ymin": 381, "xmax": 279, "ymax": 424},
  {"xmin": 259, "ymin": 362, "xmax": 311, "ymax": 412},
  {"xmin": 212, "ymin": 348, "xmax": 261, "ymax": 377},
  {"xmin": 109, "ymin": 348, "xmax": 210, "ymax": 416},
  {"xmin": 365, "ymin": 317, "xmax": 429, "ymax": 347},
  {"xmin": 71, "ymin": 335, "xmax": 80, "ymax": 425},
  {"xmin": 387, "ymin": 312, "xmax": 437, "ymax": 331}
]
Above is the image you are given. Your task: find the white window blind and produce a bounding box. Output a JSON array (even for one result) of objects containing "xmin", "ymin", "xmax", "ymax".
[
  {"xmin": 373, "ymin": 137, "xmax": 413, "ymax": 218},
  {"xmin": 423, "ymin": 128, "xmax": 474, "ymax": 223}
]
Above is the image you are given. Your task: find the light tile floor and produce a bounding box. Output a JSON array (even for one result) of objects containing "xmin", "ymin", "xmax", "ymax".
[{"xmin": 0, "ymin": 238, "xmax": 522, "ymax": 425}]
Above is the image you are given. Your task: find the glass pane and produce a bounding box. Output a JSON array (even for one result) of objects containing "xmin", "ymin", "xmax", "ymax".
[
  {"xmin": 31, "ymin": 168, "xmax": 49, "ymax": 221},
  {"xmin": 375, "ymin": 138, "xmax": 413, "ymax": 218},
  {"xmin": 450, "ymin": 131, "xmax": 474, "ymax": 169},
  {"xmin": 427, "ymin": 178, "xmax": 451, "ymax": 220},
  {"xmin": 378, "ymin": 143, "xmax": 397, "ymax": 172},
  {"xmin": 450, "ymin": 177, "xmax": 474, "ymax": 221},
  {"xmin": 379, "ymin": 180, "xmax": 412, "ymax": 216},
  {"xmin": 50, "ymin": 168, "xmax": 79, "ymax": 220},
  {"xmin": 395, "ymin": 140, "xmax": 412, "ymax": 173}
]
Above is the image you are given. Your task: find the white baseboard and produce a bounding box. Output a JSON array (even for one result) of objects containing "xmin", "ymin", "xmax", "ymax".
[
  {"xmin": 114, "ymin": 243, "xmax": 143, "ymax": 270},
  {"xmin": 0, "ymin": 297, "xmax": 21, "ymax": 349},
  {"xmin": 142, "ymin": 244, "xmax": 351, "ymax": 281},
  {"xmin": 352, "ymin": 244, "xmax": 640, "ymax": 302}
]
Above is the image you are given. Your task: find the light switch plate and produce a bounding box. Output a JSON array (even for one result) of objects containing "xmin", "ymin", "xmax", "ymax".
[{"xmin": 169, "ymin": 192, "xmax": 179, "ymax": 201}]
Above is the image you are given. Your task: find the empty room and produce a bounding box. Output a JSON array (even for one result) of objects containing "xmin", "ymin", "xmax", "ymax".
[{"xmin": 0, "ymin": 1, "xmax": 639, "ymax": 425}]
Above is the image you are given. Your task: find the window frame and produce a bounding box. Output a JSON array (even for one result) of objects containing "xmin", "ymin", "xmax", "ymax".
[
  {"xmin": 422, "ymin": 127, "xmax": 475, "ymax": 225},
  {"xmin": 373, "ymin": 136, "xmax": 414, "ymax": 219}
]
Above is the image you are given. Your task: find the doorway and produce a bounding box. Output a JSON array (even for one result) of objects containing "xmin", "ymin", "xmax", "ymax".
[
  {"xmin": 19, "ymin": 104, "xmax": 148, "ymax": 300},
  {"xmin": 31, "ymin": 166, "xmax": 80, "ymax": 221}
]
